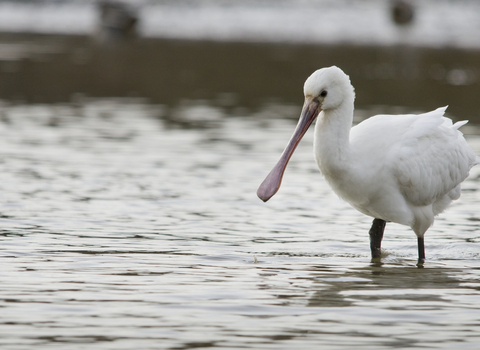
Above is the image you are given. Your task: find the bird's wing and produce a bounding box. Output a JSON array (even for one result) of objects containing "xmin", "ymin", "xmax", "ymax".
[{"xmin": 351, "ymin": 107, "xmax": 478, "ymax": 206}]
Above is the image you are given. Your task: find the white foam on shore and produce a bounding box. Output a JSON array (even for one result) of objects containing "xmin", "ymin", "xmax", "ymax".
[{"xmin": 0, "ymin": 0, "xmax": 479, "ymax": 49}]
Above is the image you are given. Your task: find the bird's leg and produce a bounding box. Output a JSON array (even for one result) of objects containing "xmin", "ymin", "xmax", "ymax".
[
  {"xmin": 417, "ymin": 236, "xmax": 426, "ymax": 266},
  {"xmin": 369, "ymin": 218, "xmax": 386, "ymax": 259}
]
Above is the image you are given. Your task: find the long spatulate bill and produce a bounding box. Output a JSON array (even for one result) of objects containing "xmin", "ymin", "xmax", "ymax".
[{"xmin": 257, "ymin": 99, "xmax": 320, "ymax": 202}]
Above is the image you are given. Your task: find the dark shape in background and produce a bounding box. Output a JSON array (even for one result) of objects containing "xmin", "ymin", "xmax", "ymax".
[
  {"xmin": 391, "ymin": 0, "xmax": 415, "ymax": 26},
  {"xmin": 97, "ymin": 0, "xmax": 138, "ymax": 44}
]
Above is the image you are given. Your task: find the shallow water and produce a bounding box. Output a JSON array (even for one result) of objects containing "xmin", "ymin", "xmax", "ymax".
[{"xmin": 0, "ymin": 100, "xmax": 480, "ymax": 349}]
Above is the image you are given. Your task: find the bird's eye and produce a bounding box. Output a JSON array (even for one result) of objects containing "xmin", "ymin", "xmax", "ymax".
[{"xmin": 320, "ymin": 90, "xmax": 328, "ymax": 97}]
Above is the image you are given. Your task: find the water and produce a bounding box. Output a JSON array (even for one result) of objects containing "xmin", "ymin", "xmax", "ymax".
[{"xmin": 1, "ymin": 100, "xmax": 480, "ymax": 349}]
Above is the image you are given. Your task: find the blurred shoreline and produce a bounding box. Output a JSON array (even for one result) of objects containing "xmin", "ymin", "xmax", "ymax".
[
  {"xmin": 0, "ymin": 32, "xmax": 479, "ymax": 122},
  {"xmin": 0, "ymin": 0, "xmax": 480, "ymax": 122}
]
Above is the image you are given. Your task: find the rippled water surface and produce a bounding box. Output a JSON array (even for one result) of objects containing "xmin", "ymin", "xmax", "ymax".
[{"xmin": 1, "ymin": 100, "xmax": 480, "ymax": 349}]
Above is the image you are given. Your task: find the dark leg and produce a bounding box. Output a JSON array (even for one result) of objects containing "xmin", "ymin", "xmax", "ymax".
[
  {"xmin": 369, "ymin": 218, "xmax": 386, "ymax": 259},
  {"xmin": 417, "ymin": 236, "xmax": 425, "ymax": 266}
]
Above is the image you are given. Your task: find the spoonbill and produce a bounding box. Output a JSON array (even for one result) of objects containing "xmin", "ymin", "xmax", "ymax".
[{"xmin": 257, "ymin": 66, "xmax": 479, "ymax": 264}]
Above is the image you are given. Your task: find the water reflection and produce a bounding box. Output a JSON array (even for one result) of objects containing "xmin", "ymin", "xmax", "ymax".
[{"xmin": 308, "ymin": 265, "xmax": 465, "ymax": 308}]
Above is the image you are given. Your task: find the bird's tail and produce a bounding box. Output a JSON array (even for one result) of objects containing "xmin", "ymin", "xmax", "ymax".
[
  {"xmin": 450, "ymin": 119, "xmax": 480, "ymax": 166},
  {"xmin": 452, "ymin": 120, "xmax": 468, "ymax": 130}
]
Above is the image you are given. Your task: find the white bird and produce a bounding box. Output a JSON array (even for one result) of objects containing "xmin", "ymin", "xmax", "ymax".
[{"xmin": 257, "ymin": 66, "xmax": 479, "ymax": 264}]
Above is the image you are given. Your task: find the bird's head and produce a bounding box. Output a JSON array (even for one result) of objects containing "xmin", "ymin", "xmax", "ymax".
[
  {"xmin": 257, "ymin": 66, "xmax": 353, "ymax": 202},
  {"xmin": 303, "ymin": 66, "xmax": 354, "ymax": 112}
]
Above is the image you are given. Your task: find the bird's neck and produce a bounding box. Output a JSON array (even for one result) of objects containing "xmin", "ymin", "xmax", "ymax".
[{"xmin": 313, "ymin": 101, "xmax": 354, "ymax": 178}]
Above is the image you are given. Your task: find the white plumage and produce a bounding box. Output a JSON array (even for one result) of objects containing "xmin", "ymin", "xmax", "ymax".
[{"xmin": 258, "ymin": 66, "xmax": 479, "ymax": 263}]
